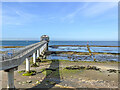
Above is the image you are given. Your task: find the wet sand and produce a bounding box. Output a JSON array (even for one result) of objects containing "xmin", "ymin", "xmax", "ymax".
[{"xmin": 1, "ymin": 59, "xmax": 119, "ymax": 89}]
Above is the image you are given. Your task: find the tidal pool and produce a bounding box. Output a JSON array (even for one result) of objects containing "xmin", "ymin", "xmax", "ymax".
[
  {"xmin": 49, "ymin": 46, "xmax": 89, "ymax": 52},
  {"xmin": 46, "ymin": 54, "xmax": 118, "ymax": 62}
]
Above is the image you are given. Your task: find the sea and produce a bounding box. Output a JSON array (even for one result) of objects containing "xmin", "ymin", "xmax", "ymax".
[
  {"xmin": 0, "ymin": 41, "xmax": 119, "ymax": 62},
  {"xmin": 1, "ymin": 41, "xmax": 119, "ymax": 46}
]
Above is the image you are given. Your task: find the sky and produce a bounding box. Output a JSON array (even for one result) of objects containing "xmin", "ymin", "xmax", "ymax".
[{"xmin": 2, "ymin": 2, "xmax": 118, "ymax": 41}]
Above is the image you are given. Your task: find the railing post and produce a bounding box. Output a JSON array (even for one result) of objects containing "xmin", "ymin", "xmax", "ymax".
[
  {"xmin": 33, "ymin": 52, "xmax": 36, "ymax": 63},
  {"xmin": 26, "ymin": 58, "xmax": 30, "ymax": 72},
  {"xmin": 37, "ymin": 49, "xmax": 39, "ymax": 58}
]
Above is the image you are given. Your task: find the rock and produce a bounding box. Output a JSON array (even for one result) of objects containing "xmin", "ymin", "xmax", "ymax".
[
  {"xmin": 18, "ymin": 82, "xmax": 22, "ymax": 84},
  {"xmin": 97, "ymin": 80, "xmax": 104, "ymax": 83},
  {"xmin": 118, "ymin": 70, "xmax": 120, "ymax": 73},
  {"xmin": 45, "ymin": 68, "xmax": 56, "ymax": 71},
  {"xmin": 82, "ymin": 80, "xmax": 86, "ymax": 82},
  {"xmin": 36, "ymin": 80, "xmax": 41, "ymax": 84},
  {"xmin": 65, "ymin": 65, "xmax": 85, "ymax": 70},
  {"xmin": 32, "ymin": 84, "xmax": 35, "ymax": 86},
  {"xmin": 82, "ymin": 81, "xmax": 86, "ymax": 83},
  {"xmin": 107, "ymin": 69, "xmax": 117, "ymax": 73},
  {"xmin": 64, "ymin": 84, "xmax": 68, "ymax": 86},
  {"xmin": 86, "ymin": 65, "xmax": 100, "ymax": 71},
  {"xmin": 22, "ymin": 81, "xmax": 26, "ymax": 84},
  {"xmin": 39, "ymin": 80, "xmax": 42, "ymax": 82},
  {"xmin": 27, "ymin": 80, "xmax": 32, "ymax": 83},
  {"xmin": 45, "ymin": 83, "xmax": 48, "ymax": 86},
  {"xmin": 50, "ymin": 81, "xmax": 56, "ymax": 85}
]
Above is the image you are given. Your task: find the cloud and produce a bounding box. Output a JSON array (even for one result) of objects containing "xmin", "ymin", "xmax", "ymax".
[
  {"xmin": 61, "ymin": 3, "xmax": 89, "ymax": 23},
  {"xmin": 83, "ymin": 2, "xmax": 117, "ymax": 17},
  {"xmin": 61, "ymin": 2, "xmax": 117, "ymax": 23},
  {"xmin": 2, "ymin": 6, "xmax": 38, "ymax": 26}
]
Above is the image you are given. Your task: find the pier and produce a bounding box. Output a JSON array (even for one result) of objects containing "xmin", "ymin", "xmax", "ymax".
[{"xmin": 0, "ymin": 35, "xmax": 49, "ymax": 88}]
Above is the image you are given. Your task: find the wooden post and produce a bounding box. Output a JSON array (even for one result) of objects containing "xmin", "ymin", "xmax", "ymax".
[
  {"xmin": 26, "ymin": 58, "xmax": 30, "ymax": 72},
  {"xmin": 33, "ymin": 52, "xmax": 36, "ymax": 64}
]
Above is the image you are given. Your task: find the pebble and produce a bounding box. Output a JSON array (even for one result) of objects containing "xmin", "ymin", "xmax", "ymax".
[
  {"xmin": 79, "ymin": 78, "xmax": 82, "ymax": 80},
  {"xmin": 45, "ymin": 83, "xmax": 48, "ymax": 86},
  {"xmin": 82, "ymin": 80, "xmax": 86, "ymax": 82},
  {"xmin": 64, "ymin": 84, "xmax": 68, "ymax": 86},
  {"xmin": 36, "ymin": 80, "xmax": 41, "ymax": 84},
  {"xmin": 97, "ymin": 80, "xmax": 104, "ymax": 83},
  {"xmin": 32, "ymin": 84, "xmax": 35, "ymax": 86},
  {"xmin": 18, "ymin": 82, "xmax": 22, "ymax": 84},
  {"xmin": 50, "ymin": 81, "xmax": 56, "ymax": 85},
  {"xmin": 22, "ymin": 81, "xmax": 26, "ymax": 84},
  {"xmin": 27, "ymin": 80, "xmax": 32, "ymax": 83},
  {"xmin": 39, "ymin": 80, "xmax": 42, "ymax": 82},
  {"xmin": 82, "ymin": 81, "xmax": 86, "ymax": 83}
]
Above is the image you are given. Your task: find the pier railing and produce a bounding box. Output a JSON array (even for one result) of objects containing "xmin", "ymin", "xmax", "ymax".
[{"xmin": 2, "ymin": 41, "xmax": 42, "ymax": 60}]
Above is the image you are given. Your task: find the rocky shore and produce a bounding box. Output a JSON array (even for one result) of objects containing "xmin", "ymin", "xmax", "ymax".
[{"xmin": 1, "ymin": 59, "xmax": 119, "ymax": 89}]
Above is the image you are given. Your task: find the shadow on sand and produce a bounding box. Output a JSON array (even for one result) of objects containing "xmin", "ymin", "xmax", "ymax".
[{"xmin": 29, "ymin": 60, "xmax": 61, "ymax": 89}]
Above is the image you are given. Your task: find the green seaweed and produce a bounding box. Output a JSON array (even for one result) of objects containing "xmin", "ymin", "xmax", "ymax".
[
  {"xmin": 31, "ymin": 63, "xmax": 39, "ymax": 67},
  {"xmin": 18, "ymin": 70, "xmax": 25, "ymax": 73},
  {"xmin": 22, "ymin": 70, "xmax": 36, "ymax": 76}
]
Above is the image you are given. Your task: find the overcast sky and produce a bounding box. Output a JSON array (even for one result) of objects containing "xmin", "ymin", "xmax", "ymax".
[{"xmin": 2, "ymin": 2, "xmax": 118, "ymax": 41}]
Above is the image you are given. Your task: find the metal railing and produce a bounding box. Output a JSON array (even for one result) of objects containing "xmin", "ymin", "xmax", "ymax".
[{"xmin": 2, "ymin": 41, "xmax": 47, "ymax": 61}]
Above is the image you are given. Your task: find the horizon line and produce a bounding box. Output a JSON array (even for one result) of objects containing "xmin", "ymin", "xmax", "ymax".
[{"xmin": 0, "ymin": 40, "xmax": 118, "ymax": 41}]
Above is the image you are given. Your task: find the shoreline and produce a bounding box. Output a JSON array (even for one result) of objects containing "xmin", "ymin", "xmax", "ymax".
[
  {"xmin": 1, "ymin": 45, "xmax": 120, "ymax": 48},
  {"xmin": 49, "ymin": 45, "xmax": 120, "ymax": 48}
]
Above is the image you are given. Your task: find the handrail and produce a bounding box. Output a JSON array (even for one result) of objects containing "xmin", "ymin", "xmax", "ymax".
[{"xmin": 2, "ymin": 41, "xmax": 47, "ymax": 61}]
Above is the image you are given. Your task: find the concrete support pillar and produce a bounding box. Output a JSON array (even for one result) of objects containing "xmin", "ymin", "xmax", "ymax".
[
  {"xmin": 7, "ymin": 69, "xmax": 14, "ymax": 88},
  {"xmin": 40, "ymin": 48, "xmax": 42, "ymax": 55},
  {"xmin": 33, "ymin": 52, "xmax": 36, "ymax": 63},
  {"xmin": 37, "ymin": 49, "xmax": 39, "ymax": 58},
  {"xmin": 46, "ymin": 43, "xmax": 49, "ymax": 50},
  {"xmin": 39, "ymin": 48, "xmax": 41, "ymax": 55},
  {"xmin": 26, "ymin": 58, "xmax": 30, "ymax": 72}
]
